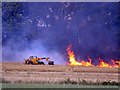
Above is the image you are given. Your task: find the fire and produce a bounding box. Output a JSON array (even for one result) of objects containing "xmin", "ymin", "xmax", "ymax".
[
  {"xmin": 66, "ymin": 44, "xmax": 93, "ymax": 67},
  {"xmin": 98, "ymin": 58, "xmax": 112, "ymax": 68},
  {"xmin": 111, "ymin": 60, "xmax": 119, "ymax": 68},
  {"xmin": 66, "ymin": 44, "xmax": 82, "ymax": 66},
  {"xmin": 66, "ymin": 44, "xmax": 119, "ymax": 68}
]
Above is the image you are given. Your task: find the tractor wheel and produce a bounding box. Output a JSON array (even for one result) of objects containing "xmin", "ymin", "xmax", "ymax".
[
  {"xmin": 48, "ymin": 61, "xmax": 54, "ymax": 65},
  {"xmin": 25, "ymin": 60, "xmax": 29, "ymax": 64},
  {"xmin": 27, "ymin": 61, "xmax": 33, "ymax": 65},
  {"xmin": 38, "ymin": 61, "xmax": 45, "ymax": 65}
]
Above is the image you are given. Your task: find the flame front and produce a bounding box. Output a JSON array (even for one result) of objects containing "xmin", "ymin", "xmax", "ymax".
[
  {"xmin": 66, "ymin": 44, "xmax": 93, "ymax": 67},
  {"xmin": 66, "ymin": 44, "xmax": 119, "ymax": 68},
  {"xmin": 66, "ymin": 44, "xmax": 82, "ymax": 66},
  {"xmin": 98, "ymin": 58, "xmax": 112, "ymax": 68}
]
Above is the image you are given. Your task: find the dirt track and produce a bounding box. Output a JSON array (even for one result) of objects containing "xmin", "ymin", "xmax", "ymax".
[{"xmin": 1, "ymin": 62, "xmax": 119, "ymax": 84}]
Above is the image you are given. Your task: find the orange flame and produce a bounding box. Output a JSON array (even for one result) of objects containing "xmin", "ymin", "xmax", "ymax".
[
  {"xmin": 66, "ymin": 44, "xmax": 119, "ymax": 68},
  {"xmin": 98, "ymin": 58, "xmax": 112, "ymax": 68}
]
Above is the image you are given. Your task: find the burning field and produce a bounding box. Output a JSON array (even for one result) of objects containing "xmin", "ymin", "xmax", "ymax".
[
  {"xmin": 66, "ymin": 44, "xmax": 120, "ymax": 68},
  {"xmin": 1, "ymin": 45, "xmax": 120, "ymax": 85}
]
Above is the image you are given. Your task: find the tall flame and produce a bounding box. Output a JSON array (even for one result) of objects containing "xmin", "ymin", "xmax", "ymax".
[{"xmin": 66, "ymin": 44, "xmax": 119, "ymax": 68}]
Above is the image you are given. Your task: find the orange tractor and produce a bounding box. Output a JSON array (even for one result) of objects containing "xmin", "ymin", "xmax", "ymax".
[{"xmin": 24, "ymin": 56, "xmax": 54, "ymax": 65}]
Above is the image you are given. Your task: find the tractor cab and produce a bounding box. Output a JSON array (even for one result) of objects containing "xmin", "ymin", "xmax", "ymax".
[{"xmin": 29, "ymin": 56, "xmax": 37, "ymax": 59}]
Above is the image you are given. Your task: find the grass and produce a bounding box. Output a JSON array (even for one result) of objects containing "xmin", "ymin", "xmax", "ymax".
[
  {"xmin": 2, "ymin": 83, "xmax": 119, "ymax": 88},
  {"xmin": 1, "ymin": 77, "xmax": 119, "ymax": 86}
]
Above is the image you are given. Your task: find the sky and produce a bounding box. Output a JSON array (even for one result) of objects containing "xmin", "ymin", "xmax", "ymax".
[{"xmin": 2, "ymin": 2, "xmax": 119, "ymax": 64}]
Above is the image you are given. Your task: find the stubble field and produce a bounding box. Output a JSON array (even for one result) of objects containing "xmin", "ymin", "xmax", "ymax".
[{"xmin": 0, "ymin": 62, "xmax": 119, "ymax": 86}]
